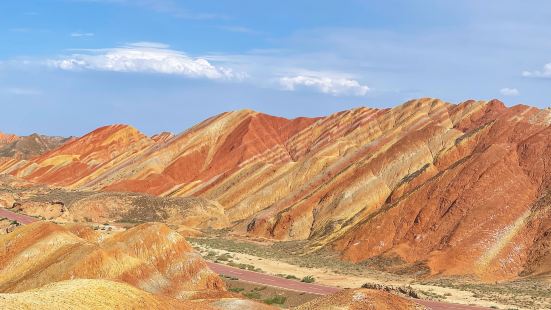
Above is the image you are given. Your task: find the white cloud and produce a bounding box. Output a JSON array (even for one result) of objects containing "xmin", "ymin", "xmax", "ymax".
[
  {"xmin": 500, "ymin": 87, "xmax": 519, "ymax": 96},
  {"xmin": 49, "ymin": 42, "xmax": 246, "ymax": 80},
  {"xmin": 218, "ymin": 25, "xmax": 259, "ymax": 35},
  {"xmin": 1, "ymin": 87, "xmax": 42, "ymax": 96},
  {"xmin": 279, "ymin": 75, "xmax": 370, "ymax": 96},
  {"xmin": 74, "ymin": 0, "xmax": 223, "ymax": 20},
  {"xmin": 70, "ymin": 32, "xmax": 94, "ymax": 37},
  {"xmin": 522, "ymin": 63, "xmax": 551, "ymax": 78},
  {"xmin": 10, "ymin": 28, "xmax": 32, "ymax": 33}
]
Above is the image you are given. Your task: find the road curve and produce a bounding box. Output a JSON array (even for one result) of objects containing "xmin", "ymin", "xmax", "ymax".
[
  {"xmin": 1, "ymin": 207, "xmax": 492, "ymax": 310},
  {"xmin": 206, "ymin": 261, "xmax": 492, "ymax": 310},
  {"xmin": 0, "ymin": 207, "xmax": 37, "ymax": 224}
]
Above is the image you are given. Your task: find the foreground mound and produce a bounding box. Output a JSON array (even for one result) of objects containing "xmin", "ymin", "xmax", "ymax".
[
  {"xmin": 0, "ymin": 279, "xmax": 212, "ymax": 310},
  {"xmin": 296, "ymin": 288, "xmax": 426, "ymax": 310},
  {"xmin": 0, "ymin": 278, "xmax": 280, "ymax": 310},
  {"xmin": 0, "ymin": 221, "xmax": 225, "ymax": 298}
]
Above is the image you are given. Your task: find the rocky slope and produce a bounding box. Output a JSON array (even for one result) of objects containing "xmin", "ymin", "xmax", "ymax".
[
  {"xmin": 1, "ymin": 98, "xmax": 550, "ymax": 281},
  {"xmin": 0, "ymin": 179, "xmax": 228, "ymax": 229}
]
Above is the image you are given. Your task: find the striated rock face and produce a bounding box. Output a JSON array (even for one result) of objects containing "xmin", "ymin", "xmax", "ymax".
[
  {"xmin": 151, "ymin": 131, "xmax": 176, "ymax": 143},
  {"xmin": 330, "ymin": 100, "xmax": 551, "ymax": 281},
  {"xmin": 1, "ymin": 112, "xmax": 318, "ymax": 195},
  {"xmin": 1, "ymin": 98, "xmax": 550, "ymax": 280},
  {"xmin": 0, "ymin": 222, "xmax": 225, "ymax": 298}
]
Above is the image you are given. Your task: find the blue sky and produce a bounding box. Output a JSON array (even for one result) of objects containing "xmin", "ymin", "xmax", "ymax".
[{"xmin": 1, "ymin": 0, "xmax": 550, "ymax": 136}]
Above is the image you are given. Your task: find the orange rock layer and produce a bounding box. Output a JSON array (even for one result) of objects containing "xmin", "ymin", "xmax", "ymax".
[{"xmin": 1, "ymin": 99, "xmax": 550, "ymax": 281}]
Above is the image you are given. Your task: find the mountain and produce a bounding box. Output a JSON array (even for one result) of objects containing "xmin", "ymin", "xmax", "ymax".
[
  {"xmin": 0, "ymin": 132, "xmax": 72, "ymax": 160},
  {"xmin": 0, "ymin": 132, "xmax": 19, "ymax": 146},
  {"xmin": 1, "ymin": 98, "xmax": 550, "ymax": 281}
]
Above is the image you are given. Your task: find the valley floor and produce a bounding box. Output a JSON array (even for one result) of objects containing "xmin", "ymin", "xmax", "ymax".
[
  {"xmin": 1, "ymin": 204, "xmax": 549, "ymax": 309},
  {"xmin": 191, "ymin": 236, "xmax": 551, "ymax": 310}
]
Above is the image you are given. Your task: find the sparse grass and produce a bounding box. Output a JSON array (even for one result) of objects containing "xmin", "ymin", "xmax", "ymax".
[
  {"xmin": 227, "ymin": 261, "xmax": 263, "ymax": 272},
  {"xmin": 422, "ymin": 277, "xmax": 551, "ymax": 309},
  {"xmin": 421, "ymin": 290, "xmax": 445, "ymax": 300},
  {"xmin": 190, "ymin": 236, "xmax": 419, "ymax": 283},
  {"xmin": 221, "ymin": 277, "xmax": 319, "ymax": 307}
]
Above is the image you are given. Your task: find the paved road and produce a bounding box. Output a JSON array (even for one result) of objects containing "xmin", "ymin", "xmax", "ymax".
[
  {"xmin": 206, "ymin": 261, "xmax": 340, "ymax": 295},
  {"xmin": 1, "ymin": 207, "xmax": 492, "ymax": 310},
  {"xmin": 0, "ymin": 207, "xmax": 37, "ymax": 224},
  {"xmin": 206, "ymin": 261, "xmax": 492, "ymax": 310}
]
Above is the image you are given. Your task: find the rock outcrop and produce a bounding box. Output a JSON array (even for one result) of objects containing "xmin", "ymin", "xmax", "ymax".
[{"xmin": 296, "ymin": 288, "xmax": 426, "ymax": 310}]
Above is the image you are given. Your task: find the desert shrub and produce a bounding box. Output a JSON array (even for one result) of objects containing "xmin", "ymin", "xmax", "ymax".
[
  {"xmin": 216, "ymin": 253, "xmax": 232, "ymax": 261},
  {"xmin": 301, "ymin": 275, "xmax": 315, "ymax": 283},
  {"xmin": 264, "ymin": 295, "xmax": 286, "ymax": 305},
  {"xmin": 229, "ymin": 287, "xmax": 244, "ymax": 292},
  {"xmin": 243, "ymin": 291, "xmax": 261, "ymax": 299}
]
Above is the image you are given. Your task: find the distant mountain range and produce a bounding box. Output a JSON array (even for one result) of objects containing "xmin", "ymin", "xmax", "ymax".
[
  {"xmin": 0, "ymin": 132, "xmax": 73, "ymax": 160},
  {"xmin": 1, "ymin": 98, "xmax": 550, "ymax": 281}
]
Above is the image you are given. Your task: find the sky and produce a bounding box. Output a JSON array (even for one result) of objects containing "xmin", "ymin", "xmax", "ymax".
[{"xmin": 1, "ymin": 0, "xmax": 550, "ymax": 136}]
